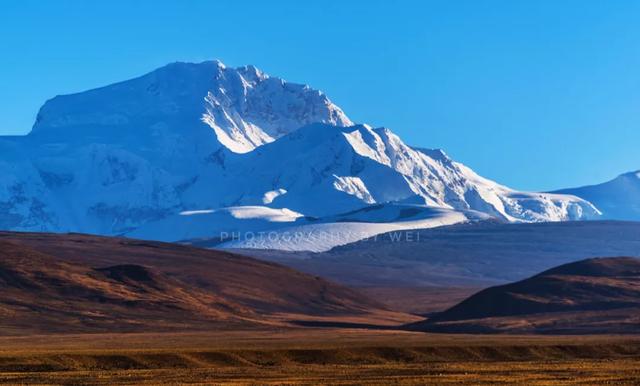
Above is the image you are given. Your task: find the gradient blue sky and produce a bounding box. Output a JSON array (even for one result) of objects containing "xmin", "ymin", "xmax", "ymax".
[{"xmin": 1, "ymin": 0, "xmax": 639, "ymax": 191}]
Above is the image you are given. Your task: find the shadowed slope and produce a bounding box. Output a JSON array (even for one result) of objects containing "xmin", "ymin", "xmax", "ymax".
[
  {"xmin": 413, "ymin": 257, "xmax": 640, "ymax": 334},
  {"xmin": 0, "ymin": 240, "xmax": 247, "ymax": 333},
  {"xmin": 0, "ymin": 233, "xmax": 394, "ymax": 334},
  {"xmin": 244, "ymin": 221, "xmax": 640, "ymax": 287}
]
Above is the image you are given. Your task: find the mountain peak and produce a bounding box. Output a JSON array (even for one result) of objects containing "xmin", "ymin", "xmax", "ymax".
[
  {"xmin": 619, "ymin": 170, "xmax": 640, "ymax": 179},
  {"xmin": 0, "ymin": 60, "xmax": 602, "ymax": 242},
  {"xmin": 554, "ymin": 169, "xmax": 640, "ymax": 221},
  {"xmin": 211, "ymin": 58, "xmax": 226, "ymax": 69},
  {"xmin": 28, "ymin": 60, "xmax": 352, "ymax": 154},
  {"xmin": 237, "ymin": 64, "xmax": 266, "ymax": 81}
]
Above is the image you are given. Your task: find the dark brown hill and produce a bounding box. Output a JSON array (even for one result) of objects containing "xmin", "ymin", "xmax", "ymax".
[
  {"xmin": 0, "ymin": 233, "xmax": 395, "ymax": 334},
  {"xmin": 413, "ymin": 257, "xmax": 640, "ymax": 334}
]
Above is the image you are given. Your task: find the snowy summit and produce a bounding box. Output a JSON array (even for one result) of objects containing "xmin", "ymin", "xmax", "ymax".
[{"xmin": 0, "ymin": 60, "xmax": 602, "ymax": 251}]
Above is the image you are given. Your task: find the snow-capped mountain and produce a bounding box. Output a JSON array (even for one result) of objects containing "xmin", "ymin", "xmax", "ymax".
[
  {"xmin": 203, "ymin": 122, "xmax": 598, "ymax": 220},
  {"xmin": 0, "ymin": 61, "xmax": 351, "ymax": 235},
  {"xmin": 0, "ymin": 60, "xmax": 600, "ymax": 250},
  {"xmin": 32, "ymin": 60, "xmax": 351, "ymax": 153},
  {"xmin": 554, "ymin": 171, "xmax": 640, "ymax": 221}
]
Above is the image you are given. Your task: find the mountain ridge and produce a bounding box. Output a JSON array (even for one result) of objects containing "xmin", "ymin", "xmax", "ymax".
[
  {"xmin": 0, "ymin": 60, "xmax": 602, "ymax": 249},
  {"xmin": 554, "ymin": 171, "xmax": 640, "ymax": 221}
]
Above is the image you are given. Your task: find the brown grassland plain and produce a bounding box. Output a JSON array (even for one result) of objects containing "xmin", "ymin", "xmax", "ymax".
[
  {"xmin": 0, "ymin": 329, "xmax": 639, "ymax": 385},
  {"xmin": 1, "ymin": 233, "xmax": 639, "ymax": 384}
]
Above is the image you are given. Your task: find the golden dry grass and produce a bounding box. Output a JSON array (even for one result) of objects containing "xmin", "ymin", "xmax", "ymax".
[
  {"xmin": 0, "ymin": 330, "xmax": 639, "ymax": 385},
  {"xmin": 3, "ymin": 360, "xmax": 640, "ymax": 385}
]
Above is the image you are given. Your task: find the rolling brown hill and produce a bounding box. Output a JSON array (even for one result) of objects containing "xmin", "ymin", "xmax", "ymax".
[
  {"xmin": 413, "ymin": 257, "xmax": 640, "ymax": 334},
  {"xmin": 0, "ymin": 232, "xmax": 400, "ymax": 335}
]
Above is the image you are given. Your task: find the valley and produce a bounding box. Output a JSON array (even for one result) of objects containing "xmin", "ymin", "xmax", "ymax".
[
  {"xmin": 241, "ymin": 220, "xmax": 640, "ymax": 287},
  {"xmin": 0, "ymin": 230, "xmax": 639, "ymax": 383}
]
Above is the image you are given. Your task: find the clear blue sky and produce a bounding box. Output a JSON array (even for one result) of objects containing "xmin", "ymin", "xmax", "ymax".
[{"xmin": 1, "ymin": 0, "xmax": 639, "ymax": 191}]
